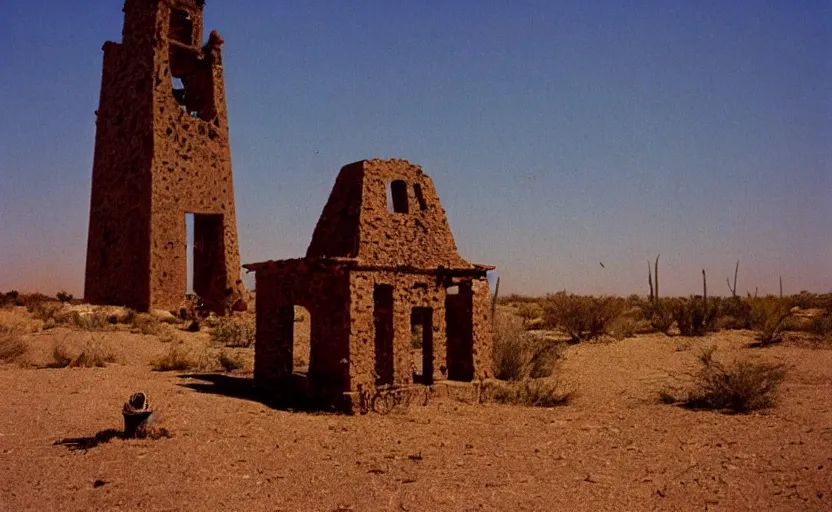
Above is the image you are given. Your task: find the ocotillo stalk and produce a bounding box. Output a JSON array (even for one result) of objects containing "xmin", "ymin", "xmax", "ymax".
[
  {"xmin": 703, "ymin": 269, "xmax": 707, "ymax": 304},
  {"xmin": 727, "ymin": 260, "xmax": 739, "ymax": 297},
  {"xmin": 654, "ymin": 254, "xmax": 660, "ymax": 306},
  {"xmin": 780, "ymin": 276, "xmax": 783, "ymax": 298},
  {"xmin": 648, "ymin": 261, "xmax": 654, "ymax": 304},
  {"xmin": 490, "ymin": 277, "xmax": 500, "ymax": 329}
]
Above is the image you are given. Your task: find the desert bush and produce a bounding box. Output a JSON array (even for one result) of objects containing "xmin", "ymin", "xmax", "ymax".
[
  {"xmin": 0, "ymin": 335, "xmax": 27, "ymax": 363},
  {"xmin": 67, "ymin": 311, "xmax": 110, "ymax": 331},
  {"xmin": 217, "ymin": 350, "xmax": 245, "ymax": 372},
  {"xmin": 665, "ymin": 346, "xmax": 786, "ymax": 413},
  {"xmin": 516, "ymin": 302, "xmax": 543, "ymax": 328},
  {"xmin": 151, "ymin": 345, "xmax": 197, "ymax": 372},
  {"xmin": 716, "ymin": 297, "xmax": 752, "ymax": 330},
  {"xmin": 56, "ymin": 290, "xmax": 73, "ymax": 303},
  {"xmin": 748, "ymin": 297, "xmax": 792, "ymax": 345},
  {"xmin": 46, "ymin": 340, "xmax": 115, "ymax": 368},
  {"xmin": 485, "ymin": 378, "xmax": 574, "ymax": 407},
  {"xmin": 211, "ymin": 316, "xmax": 255, "ymax": 348},
  {"xmin": 809, "ymin": 311, "xmax": 832, "ymax": 339},
  {"xmin": 541, "ymin": 292, "xmax": 625, "ymax": 343},
  {"xmin": 493, "ymin": 316, "xmax": 563, "ymax": 380},
  {"xmin": 30, "ymin": 301, "xmax": 64, "ymax": 323},
  {"xmin": 70, "ymin": 342, "xmax": 116, "ymax": 368},
  {"xmin": 1, "ymin": 291, "xmax": 21, "ymax": 308},
  {"xmin": 497, "ymin": 293, "xmax": 540, "ymax": 305},
  {"xmin": 48, "ymin": 343, "xmax": 73, "ymax": 368},
  {"xmin": 668, "ymin": 297, "xmax": 717, "ymax": 337},
  {"xmin": 131, "ymin": 314, "xmax": 162, "ymax": 336}
]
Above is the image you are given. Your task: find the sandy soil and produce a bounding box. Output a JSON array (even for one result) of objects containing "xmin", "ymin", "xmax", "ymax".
[{"xmin": 1, "ymin": 309, "xmax": 830, "ymax": 511}]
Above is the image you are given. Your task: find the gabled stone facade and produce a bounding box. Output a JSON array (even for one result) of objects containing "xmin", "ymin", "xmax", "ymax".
[{"xmin": 245, "ymin": 159, "xmax": 494, "ymax": 410}]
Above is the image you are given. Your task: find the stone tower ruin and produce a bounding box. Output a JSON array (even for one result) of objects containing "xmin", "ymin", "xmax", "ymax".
[{"xmin": 85, "ymin": 0, "xmax": 245, "ymax": 314}]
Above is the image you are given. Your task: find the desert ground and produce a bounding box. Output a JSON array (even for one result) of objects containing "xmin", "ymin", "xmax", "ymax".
[{"xmin": 0, "ymin": 301, "xmax": 830, "ymax": 512}]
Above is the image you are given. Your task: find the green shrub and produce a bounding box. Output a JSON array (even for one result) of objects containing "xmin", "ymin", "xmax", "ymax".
[{"xmin": 541, "ymin": 292, "xmax": 625, "ymax": 343}]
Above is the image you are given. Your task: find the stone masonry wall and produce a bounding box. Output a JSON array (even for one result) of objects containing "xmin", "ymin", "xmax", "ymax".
[{"xmin": 85, "ymin": 0, "xmax": 245, "ymax": 314}]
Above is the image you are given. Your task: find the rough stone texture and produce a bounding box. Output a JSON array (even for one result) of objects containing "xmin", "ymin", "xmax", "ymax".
[
  {"xmin": 246, "ymin": 159, "xmax": 494, "ymax": 410},
  {"xmin": 85, "ymin": 0, "xmax": 245, "ymax": 314}
]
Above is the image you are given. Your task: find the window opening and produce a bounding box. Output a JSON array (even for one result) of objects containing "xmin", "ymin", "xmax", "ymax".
[
  {"xmin": 387, "ymin": 180, "xmax": 409, "ymax": 214},
  {"xmin": 413, "ymin": 184, "xmax": 427, "ymax": 210}
]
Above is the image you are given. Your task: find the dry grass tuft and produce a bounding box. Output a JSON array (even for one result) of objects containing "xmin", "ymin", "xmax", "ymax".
[
  {"xmin": 151, "ymin": 345, "xmax": 198, "ymax": 372},
  {"xmin": 47, "ymin": 340, "xmax": 115, "ymax": 368},
  {"xmin": 485, "ymin": 378, "xmax": 574, "ymax": 408}
]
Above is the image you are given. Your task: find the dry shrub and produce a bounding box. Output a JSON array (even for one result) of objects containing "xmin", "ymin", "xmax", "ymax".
[
  {"xmin": 541, "ymin": 292, "xmax": 625, "ymax": 343},
  {"xmin": 70, "ymin": 342, "xmax": 116, "ymax": 368},
  {"xmin": 716, "ymin": 297, "xmax": 752, "ymax": 330},
  {"xmin": 484, "ymin": 379, "xmax": 574, "ymax": 408},
  {"xmin": 47, "ymin": 340, "xmax": 115, "ymax": 368},
  {"xmin": 516, "ymin": 302, "xmax": 543, "ymax": 328},
  {"xmin": 151, "ymin": 345, "xmax": 197, "ymax": 372},
  {"xmin": 217, "ymin": 350, "xmax": 245, "ymax": 372},
  {"xmin": 668, "ymin": 297, "xmax": 717, "ymax": 337},
  {"xmin": 211, "ymin": 316, "xmax": 255, "ymax": 348},
  {"xmin": 66, "ymin": 311, "xmax": 110, "ymax": 331},
  {"xmin": 30, "ymin": 301, "xmax": 64, "ymax": 323},
  {"xmin": 48, "ymin": 343, "xmax": 73, "ymax": 368},
  {"xmin": 809, "ymin": 311, "xmax": 832, "ymax": 340},
  {"xmin": 666, "ymin": 346, "xmax": 786, "ymax": 413},
  {"xmin": 493, "ymin": 316, "xmax": 563, "ymax": 381},
  {"xmin": 0, "ymin": 334, "xmax": 27, "ymax": 363},
  {"xmin": 131, "ymin": 314, "xmax": 162, "ymax": 335},
  {"xmin": 748, "ymin": 297, "xmax": 792, "ymax": 345}
]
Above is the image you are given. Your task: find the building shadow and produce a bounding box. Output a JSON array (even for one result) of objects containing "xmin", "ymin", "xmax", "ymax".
[{"xmin": 177, "ymin": 373, "xmax": 342, "ymax": 414}]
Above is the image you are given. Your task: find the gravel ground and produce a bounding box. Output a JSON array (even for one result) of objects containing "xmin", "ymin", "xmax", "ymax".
[{"xmin": 0, "ymin": 313, "xmax": 830, "ymax": 511}]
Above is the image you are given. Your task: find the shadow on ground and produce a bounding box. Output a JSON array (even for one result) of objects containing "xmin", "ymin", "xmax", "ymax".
[
  {"xmin": 54, "ymin": 428, "xmax": 173, "ymax": 452},
  {"xmin": 177, "ymin": 373, "xmax": 343, "ymax": 414},
  {"xmin": 54, "ymin": 429, "xmax": 123, "ymax": 451}
]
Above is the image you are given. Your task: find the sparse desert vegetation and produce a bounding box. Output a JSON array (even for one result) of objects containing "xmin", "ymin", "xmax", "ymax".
[{"xmin": 1, "ymin": 290, "xmax": 830, "ymax": 510}]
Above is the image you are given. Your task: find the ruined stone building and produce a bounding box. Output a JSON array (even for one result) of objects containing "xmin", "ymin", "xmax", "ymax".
[
  {"xmin": 245, "ymin": 159, "xmax": 494, "ymax": 409},
  {"xmin": 84, "ymin": 0, "xmax": 245, "ymax": 314}
]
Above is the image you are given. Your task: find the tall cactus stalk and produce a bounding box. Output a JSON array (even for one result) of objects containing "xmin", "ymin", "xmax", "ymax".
[{"xmin": 654, "ymin": 254, "xmax": 660, "ymax": 305}]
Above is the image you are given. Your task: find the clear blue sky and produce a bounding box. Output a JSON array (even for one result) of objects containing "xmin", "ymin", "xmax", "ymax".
[{"xmin": 0, "ymin": 1, "xmax": 829, "ymax": 297}]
